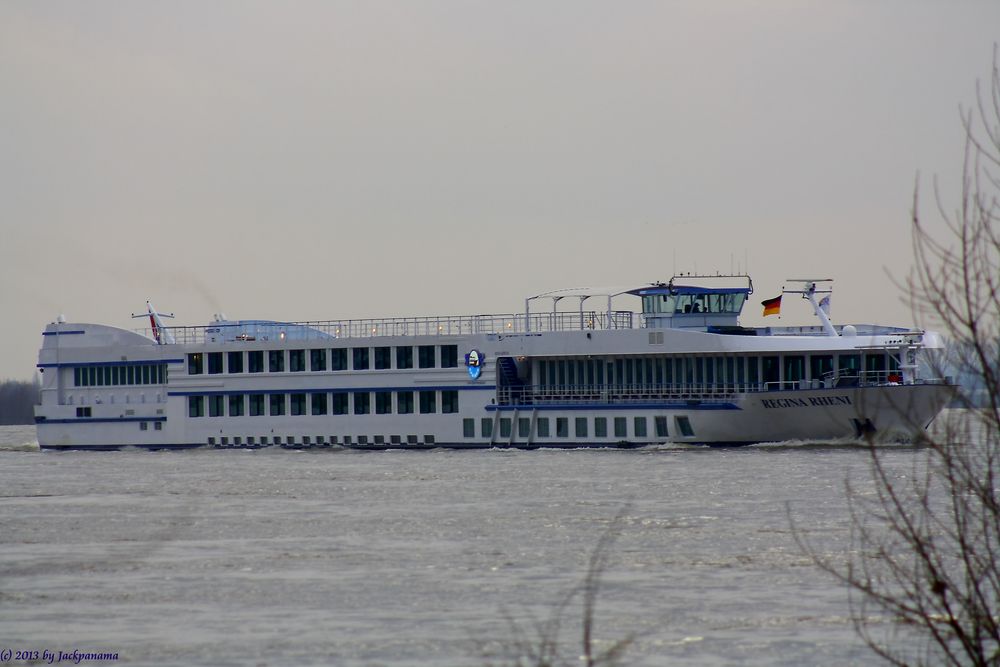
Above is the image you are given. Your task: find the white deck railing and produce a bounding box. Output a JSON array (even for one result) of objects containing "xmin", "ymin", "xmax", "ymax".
[{"xmin": 136, "ymin": 310, "xmax": 636, "ymax": 345}]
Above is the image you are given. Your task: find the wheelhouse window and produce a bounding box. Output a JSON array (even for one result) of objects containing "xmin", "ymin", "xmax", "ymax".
[
  {"xmin": 289, "ymin": 350, "xmax": 305, "ymax": 372},
  {"xmin": 331, "ymin": 349, "xmax": 347, "ymax": 371},
  {"xmin": 228, "ymin": 351, "xmax": 244, "ymax": 374},
  {"xmin": 396, "ymin": 346, "xmax": 413, "ymax": 369},
  {"xmin": 374, "ymin": 347, "xmax": 391, "ymax": 370},
  {"xmin": 353, "ymin": 348, "xmax": 369, "ymax": 370},
  {"xmin": 188, "ymin": 353, "xmax": 203, "ymax": 375}
]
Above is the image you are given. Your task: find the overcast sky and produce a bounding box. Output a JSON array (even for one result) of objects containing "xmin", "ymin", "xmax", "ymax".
[{"xmin": 2, "ymin": 2, "xmax": 999, "ymax": 380}]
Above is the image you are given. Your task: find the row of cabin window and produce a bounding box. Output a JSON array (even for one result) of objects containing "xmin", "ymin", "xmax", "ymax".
[
  {"xmin": 73, "ymin": 364, "xmax": 167, "ymax": 387},
  {"xmin": 536, "ymin": 352, "xmax": 897, "ymax": 387},
  {"xmin": 187, "ymin": 345, "xmax": 459, "ymax": 375},
  {"xmin": 464, "ymin": 415, "xmax": 672, "ymax": 439},
  {"xmin": 188, "ymin": 390, "xmax": 459, "ymax": 418}
]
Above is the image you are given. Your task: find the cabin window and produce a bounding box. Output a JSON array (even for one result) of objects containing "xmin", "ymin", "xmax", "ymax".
[
  {"xmin": 481, "ymin": 418, "xmax": 494, "ymax": 438},
  {"xmin": 209, "ymin": 395, "xmax": 225, "ymax": 417},
  {"xmin": 228, "ymin": 352, "xmax": 243, "ymax": 374},
  {"xmin": 269, "ymin": 351, "xmax": 284, "ymax": 373},
  {"xmin": 518, "ymin": 418, "xmax": 530, "ymax": 438},
  {"xmin": 374, "ymin": 347, "xmax": 391, "ymax": 370},
  {"xmin": 229, "ymin": 395, "xmax": 245, "ymax": 417},
  {"xmin": 127, "ymin": 366, "xmax": 135, "ymax": 384},
  {"xmin": 396, "ymin": 391, "xmax": 414, "ymax": 414},
  {"xmin": 537, "ymin": 418, "xmax": 550, "ymax": 437},
  {"xmin": 441, "ymin": 390, "xmax": 459, "ymax": 414},
  {"xmin": 188, "ymin": 353, "xmax": 203, "ymax": 375},
  {"xmin": 249, "ymin": 394, "xmax": 265, "ymax": 416},
  {"xmin": 614, "ymin": 417, "xmax": 627, "ymax": 438},
  {"xmin": 634, "ymin": 417, "xmax": 647, "ymax": 437},
  {"xmin": 141, "ymin": 366, "xmax": 150, "ymax": 384},
  {"xmin": 396, "ymin": 346, "xmax": 413, "ymax": 369},
  {"xmin": 76, "ymin": 406, "xmax": 92, "ymax": 418},
  {"xmin": 310, "ymin": 349, "xmax": 327, "ymax": 372},
  {"xmin": 375, "ymin": 391, "xmax": 392, "ymax": 414},
  {"xmin": 330, "ymin": 349, "xmax": 347, "ymax": 371},
  {"xmin": 188, "ymin": 396, "xmax": 204, "ymax": 418},
  {"xmin": 208, "ymin": 353, "xmax": 223, "ymax": 375},
  {"xmin": 839, "ymin": 354, "xmax": 860, "ymax": 374},
  {"xmin": 675, "ymin": 416, "xmax": 694, "ymax": 437},
  {"xmin": 289, "ymin": 350, "xmax": 305, "ymax": 372},
  {"xmin": 655, "ymin": 416, "xmax": 668, "ymax": 437},
  {"xmin": 332, "ymin": 393, "xmax": 348, "ymax": 415},
  {"xmin": 784, "ymin": 356, "xmax": 805, "ymax": 384},
  {"xmin": 418, "ymin": 345, "xmax": 436, "ymax": 369},
  {"xmin": 352, "ymin": 348, "xmax": 369, "ymax": 370},
  {"xmin": 419, "ymin": 390, "xmax": 436, "ymax": 414},
  {"xmin": 290, "ymin": 393, "xmax": 307, "ymax": 416},
  {"xmin": 248, "ymin": 351, "xmax": 264, "ymax": 373},
  {"xmin": 463, "ymin": 419, "xmax": 475, "ymax": 438},
  {"xmin": 866, "ymin": 353, "xmax": 887, "ymax": 374},
  {"xmin": 269, "ymin": 393, "xmax": 286, "ymax": 416},
  {"xmin": 311, "ymin": 393, "xmax": 328, "ymax": 415},
  {"xmin": 810, "ymin": 355, "xmax": 833, "ymax": 382},
  {"xmin": 556, "ymin": 418, "xmax": 568, "ymax": 438},
  {"xmin": 440, "ymin": 345, "xmax": 458, "ymax": 368},
  {"xmin": 352, "ymin": 392, "xmax": 370, "ymax": 415},
  {"xmin": 499, "ymin": 418, "xmax": 511, "ymax": 438},
  {"xmin": 575, "ymin": 417, "xmax": 588, "ymax": 438},
  {"xmin": 762, "ymin": 356, "xmax": 780, "ymax": 388}
]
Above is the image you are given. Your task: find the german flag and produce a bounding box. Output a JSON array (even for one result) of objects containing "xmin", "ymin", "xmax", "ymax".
[{"xmin": 761, "ymin": 295, "xmax": 782, "ymax": 317}]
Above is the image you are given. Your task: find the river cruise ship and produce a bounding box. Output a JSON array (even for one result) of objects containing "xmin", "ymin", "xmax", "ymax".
[{"xmin": 34, "ymin": 276, "xmax": 952, "ymax": 450}]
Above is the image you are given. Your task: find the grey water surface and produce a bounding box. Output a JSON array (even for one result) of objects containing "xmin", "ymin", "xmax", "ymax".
[{"xmin": 0, "ymin": 424, "xmax": 900, "ymax": 666}]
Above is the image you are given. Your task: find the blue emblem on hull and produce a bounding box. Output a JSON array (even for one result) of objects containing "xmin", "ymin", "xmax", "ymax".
[{"xmin": 465, "ymin": 350, "xmax": 485, "ymax": 380}]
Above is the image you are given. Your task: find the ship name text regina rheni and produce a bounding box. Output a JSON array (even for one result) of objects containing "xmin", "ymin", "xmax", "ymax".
[{"xmin": 34, "ymin": 275, "xmax": 953, "ymax": 450}]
